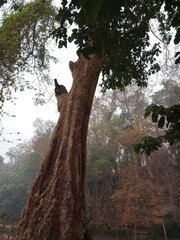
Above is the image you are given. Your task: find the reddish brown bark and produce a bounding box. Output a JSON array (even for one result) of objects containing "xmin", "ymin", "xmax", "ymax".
[{"xmin": 15, "ymin": 54, "xmax": 102, "ymax": 240}]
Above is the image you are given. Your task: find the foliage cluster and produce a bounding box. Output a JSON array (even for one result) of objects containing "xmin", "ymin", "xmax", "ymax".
[
  {"xmin": 54, "ymin": 0, "xmax": 165, "ymax": 91},
  {"xmin": 133, "ymin": 103, "xmax": 180, "ymax": 155},
  {"xmin": 0, "ymin": 0, "xmax": 56, "ymax": 114},
  {"xmin": 0, "ymin": 0, "xmax": 7, "ymax": 8}
]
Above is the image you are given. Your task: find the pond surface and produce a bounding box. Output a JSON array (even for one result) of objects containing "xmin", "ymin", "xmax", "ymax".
[{"xmin": 92, "ymin": 233, "xmax": 180, "ymax": 240}]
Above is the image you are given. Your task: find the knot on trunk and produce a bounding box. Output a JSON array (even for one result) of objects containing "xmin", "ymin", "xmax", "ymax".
[{"xmin": 54, "ymin": 79, "xmax": 68, "ymax": 113}]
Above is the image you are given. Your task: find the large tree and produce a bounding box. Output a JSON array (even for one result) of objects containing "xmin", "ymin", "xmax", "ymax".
[{"xmin": 1, "ymin": 0, "xmax": 177, "ymax": 239}]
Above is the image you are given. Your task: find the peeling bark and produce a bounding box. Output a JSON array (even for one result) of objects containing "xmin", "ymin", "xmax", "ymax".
[{"xmin": 15, "ymin": 54, "xmax": 102, "ymax": 240}]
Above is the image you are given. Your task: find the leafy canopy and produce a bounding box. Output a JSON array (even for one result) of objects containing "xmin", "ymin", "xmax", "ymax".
[{"xmin": 53, "ymin": 0, "xmax": 178, "ymax": 91}]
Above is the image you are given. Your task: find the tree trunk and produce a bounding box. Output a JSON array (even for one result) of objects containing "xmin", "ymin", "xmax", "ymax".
[{"xmin": 15, "ymin": 54, "xmax": 102, "ymax": 240}]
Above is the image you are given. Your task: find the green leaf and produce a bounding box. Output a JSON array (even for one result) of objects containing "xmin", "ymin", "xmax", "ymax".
[
  {"xmin": 0, "ymin": 0, "xmax": 7, "ymax": 8},
  {"xmin": 151, "ymin": 105, "xmax": 164, "ymax": 123},
  {"xmin": 152, "ymin": 111, "xmax": 158, "ymax": 123},
  {"xmin": 144, "ymin": 104, "xmax": 155, "ymax": 118},
  {"xmin": 79, "ymin": 0, "xmax": 105, "ymax": 24},
  {"xmin": 158, "ymin": 116, "xmax": 165, "ymax": 128},
  {"xmin": 132, "ymin": 143, "xmax": 142, "ymax": 154},
  {"xmin": 174, "ymin": 28, "xmax": 180, "ymax": 45}
]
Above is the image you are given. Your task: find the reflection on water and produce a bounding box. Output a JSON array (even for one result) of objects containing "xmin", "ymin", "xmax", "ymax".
[{"xmin": 92, "ymin": 233, "xmax": 180, "ymax": 240}]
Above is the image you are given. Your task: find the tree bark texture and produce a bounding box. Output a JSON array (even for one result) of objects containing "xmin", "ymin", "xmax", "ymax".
[{"xmin": 15, "ymin": 54, "xmax": 102, "ymax": 240}]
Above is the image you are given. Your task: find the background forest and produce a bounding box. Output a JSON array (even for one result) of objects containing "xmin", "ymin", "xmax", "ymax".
[{"xmin": 0, "ymin": 79, "xmax": 180, "ymax": 238}]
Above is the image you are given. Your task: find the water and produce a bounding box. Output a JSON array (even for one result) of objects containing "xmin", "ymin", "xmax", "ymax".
[{"xmin": 92, "ymin": 233, "xmax": 180, "ymax": 240}]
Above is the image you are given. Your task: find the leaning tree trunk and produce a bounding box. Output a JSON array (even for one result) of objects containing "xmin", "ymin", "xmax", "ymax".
[{"xmin": 15, "ymin": 54, "xmax": 102, "ymax": 240}]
